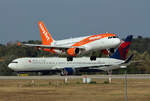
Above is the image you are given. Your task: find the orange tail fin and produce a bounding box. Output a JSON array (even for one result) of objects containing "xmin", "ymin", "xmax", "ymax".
[{"xmin": 38, "ymin": 21, "xmax": 54, "ymax": 45}]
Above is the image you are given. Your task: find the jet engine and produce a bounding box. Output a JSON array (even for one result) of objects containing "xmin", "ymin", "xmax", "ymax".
[
  {"xmin": 110, "ymin": 48, "xmax": 115, "ymax": 53},
  {"xmin": 61, "ymin": 68, "xmax": 76, "ymax": 75},
  {"xmin": 67, "ymin": 48, "xmax": 80, "ymax": 56}
]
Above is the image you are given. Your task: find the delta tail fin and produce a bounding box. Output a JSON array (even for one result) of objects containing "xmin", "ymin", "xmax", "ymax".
[
  {"xmin": 38, "ymin": 21, "xmax": 54, "ymax": 45},
  {"xmin": 110, "ymin": 35, "xmax": 133, "ymax": 60}
]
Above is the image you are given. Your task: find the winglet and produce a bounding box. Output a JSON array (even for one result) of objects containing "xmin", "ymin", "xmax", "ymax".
[
  {"xmin": 124, "ymin": 54, "xmax": 134, "ymax": 64},
  {"xmin": 38, "ymin": 21, "xmax": 54, "ymax": 45},
  {"xmin": 18, "ymin": 42, "xmax": 21, "ymax": 46}
]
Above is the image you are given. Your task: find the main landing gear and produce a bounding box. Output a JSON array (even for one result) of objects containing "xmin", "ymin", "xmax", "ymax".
[
  {"xmin": 90, "ymin": 51, "xmax": 97, "ymax": 61},
  {"xmin": 67, "ymin": 56, "xmax": 73, "ymax": 61},
  {"xmin": 90, "ymin": 56, "xmax": 96, "ymax": 61},
  {"xmin": 67, "ymin": 56, "xmax": 97, "ymax": 61},
  {"xmin": 110, "ymin": 48, "xmax": 115, "ymax": 53},
  {"xmin": 67, "ymin": 55, "xmax": 97, "ymax": 61}
]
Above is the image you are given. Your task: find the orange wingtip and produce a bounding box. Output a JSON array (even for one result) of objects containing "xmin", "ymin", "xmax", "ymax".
[{"xmin": 17, "ymin": 42, "xmax": 21, "ymax": 46}]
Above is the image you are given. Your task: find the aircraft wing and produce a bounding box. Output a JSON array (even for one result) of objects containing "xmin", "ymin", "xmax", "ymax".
[
  {"xmin": 73, "ymin": 64, "xmax": 111, "ymax": 70},
  {"xmin": 20, "ymin": 43, "xmax": 86, "ymax": 50}
]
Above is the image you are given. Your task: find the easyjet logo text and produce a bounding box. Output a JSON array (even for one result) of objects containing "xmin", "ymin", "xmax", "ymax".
[{"xmin": 40, "ymin": 23, "xmax": 50, "ymax": 41}]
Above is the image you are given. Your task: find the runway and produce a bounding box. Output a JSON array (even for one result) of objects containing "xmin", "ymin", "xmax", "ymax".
[{"xmin": 0, "ymin": 74, "xmax": 150, "ymax": 80}]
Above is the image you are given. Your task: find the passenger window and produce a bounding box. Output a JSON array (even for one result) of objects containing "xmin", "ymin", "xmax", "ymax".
[{"xmin": 108, "ymin": 37, "xmax": 112, "ymax": 39}]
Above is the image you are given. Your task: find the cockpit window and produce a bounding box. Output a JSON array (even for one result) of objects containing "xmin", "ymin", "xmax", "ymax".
[
  {"xmin": 11, "ymin": 61, "xmax": 18, "ymax": 63},
  {"xmin": 108, "ymin": 36, "xmax": 113, "ymax": 39},
  {"xmin": 108, "ymin": 36, "xmax": 118, "ymax": 39},
  {"xmin": 113, "ymin": 36, "xmax": 118, "ymax": 38}
]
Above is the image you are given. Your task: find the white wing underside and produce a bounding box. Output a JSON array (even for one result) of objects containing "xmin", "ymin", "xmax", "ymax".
[{"xmin": 24, "ymin": 44, "xmax": 85, "ymax": 50}]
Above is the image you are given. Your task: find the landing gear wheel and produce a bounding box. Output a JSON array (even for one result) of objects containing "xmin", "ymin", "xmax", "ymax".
[
  {"xmin": 67, "ymin": 56, "xmax": 73, "ymax": 61},
  {"xmin": 110, "ymin": 48, "xmax": 115, "ymax": 53},
  {"xmin": 90, "ymin": 56, "xmax": 96, "ymax": 61},
  {"xmin": 60, "ymin": 69, "xmax": 68, "ymax": 76}
]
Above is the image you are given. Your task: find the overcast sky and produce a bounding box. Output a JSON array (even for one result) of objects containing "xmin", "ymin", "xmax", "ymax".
[{"xmin": 0, "ymin": 0, "xmax": 150, "ymax": 44}]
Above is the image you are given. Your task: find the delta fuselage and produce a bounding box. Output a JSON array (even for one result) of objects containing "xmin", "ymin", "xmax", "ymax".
[{"xmin": 8, "ymin": 57, "xmax": 124, "ymax": 72}]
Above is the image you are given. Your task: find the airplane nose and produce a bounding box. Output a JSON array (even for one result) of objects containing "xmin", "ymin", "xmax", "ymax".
[
  {"xmin": 115, "ymin": 38, "xmax": 121, "ymax": 46},
  {"xmin": 8, "ymin": 63, "xmax": 15, "ymax": 70}
]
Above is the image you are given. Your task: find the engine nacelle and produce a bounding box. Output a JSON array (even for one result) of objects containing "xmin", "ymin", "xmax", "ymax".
[
  {"xmin": 62, "ymin": 68, "xmax": 76, "ymax": 75},
  {"xmin": 67, "ymin": 48, "xmax": 80, "ymax": 56}
]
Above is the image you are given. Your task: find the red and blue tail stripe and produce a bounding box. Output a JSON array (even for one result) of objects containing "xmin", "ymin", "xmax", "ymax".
[{"xmin": 110, "ymin": 35, "xmax": 133, "ymax": 60}]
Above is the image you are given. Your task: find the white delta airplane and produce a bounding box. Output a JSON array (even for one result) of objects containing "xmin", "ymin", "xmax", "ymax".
[
  {"xmin": 9, "ymin": 35, "xmax": 133, "ymax": 75},
  {"xmin": 19, "ymin": 21, "xmax": 121, "ymax": 61}
]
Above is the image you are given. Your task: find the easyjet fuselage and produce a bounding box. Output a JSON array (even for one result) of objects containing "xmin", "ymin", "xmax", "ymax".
[{"xmin": 43, "ymin": 34, "xmax": 121, "ymax": 55}]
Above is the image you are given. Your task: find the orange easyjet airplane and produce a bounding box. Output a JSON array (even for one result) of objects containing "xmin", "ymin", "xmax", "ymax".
[{"xmin": 20, "ymin": 21, "xmax": 121, "ymax": 61}]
